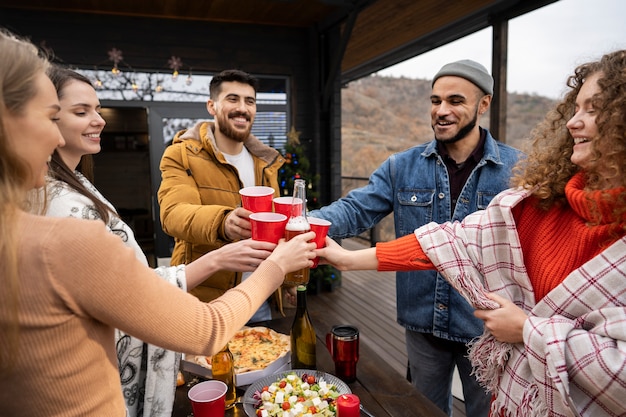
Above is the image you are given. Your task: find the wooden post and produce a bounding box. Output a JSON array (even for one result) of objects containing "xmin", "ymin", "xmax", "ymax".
[{"xmin": 490, "ymin": 18, "xmax": 509, "ymax": 144}]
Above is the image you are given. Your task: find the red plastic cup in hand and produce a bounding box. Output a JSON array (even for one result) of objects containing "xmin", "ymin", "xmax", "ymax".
[
  {"xmin": 249, "ymin": 212, "xmax": 288, "ymax": 243},
  {"xmin": 273, "ymin": 196, "xmax": 303, "ymax": 217},
  {"xmin": 239, "ymin": 186, "xmax": 275, "ymax": 213},
  {"xmin": 188, "ymin": 380, "xmax": 228, "ymax": 417},
  {"xmin": 308, "ymin": 216, "xmax": 331, "ymax": 268}
]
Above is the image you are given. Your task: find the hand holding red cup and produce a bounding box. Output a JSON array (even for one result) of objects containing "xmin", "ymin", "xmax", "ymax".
[{"xmin": 307, "ymin": 217, "xmax": 331, "ymax": 268}]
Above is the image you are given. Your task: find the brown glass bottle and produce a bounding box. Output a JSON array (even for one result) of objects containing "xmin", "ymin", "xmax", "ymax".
[
  {"xmin": 290, "ymin": 285, "xmax": 316, "ymax": 369},
  {"xmin": 284, "ymin": 179, "xmax": 310, "ymax": 285},
  {"xmin": 211, "ymin": 343, "xmax": 237, "ymax": 408}
]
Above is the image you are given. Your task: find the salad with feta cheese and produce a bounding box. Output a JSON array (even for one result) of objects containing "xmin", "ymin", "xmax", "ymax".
[{"xmin": 252, "ymin": 372, "xmax": 342, "ymax": 417}]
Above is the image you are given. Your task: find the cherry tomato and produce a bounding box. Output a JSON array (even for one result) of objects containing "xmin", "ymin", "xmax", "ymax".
[
  {"xmin": 279, "ymin": 380, "xmax": 287, "ymax": 388},
  {"xmin": 282, "ymin": 401, "xmax": 291, "ymax": 410},
  {"xmin": 256, "ymin": 410, "xmax": 263, "ymax": 417},
  {"xmin": 261, "ymin": 385, "xmax": 269, "ymax": 392},
  {"xmin": 309, "ymin": 406, "xmax": 317, "ymax": 414},
  {"xmin": 297, "ymin": 397, "xmax": 306, "ymax": 402},
  {"xmin": 306, "ymin": 375, "xmax": 316, "ymax": 385}
]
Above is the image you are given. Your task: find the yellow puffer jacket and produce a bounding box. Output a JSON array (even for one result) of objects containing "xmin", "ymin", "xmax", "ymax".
[{"xmin": 158, "ymin": 121, "xmax": 285, "ymax": 308}]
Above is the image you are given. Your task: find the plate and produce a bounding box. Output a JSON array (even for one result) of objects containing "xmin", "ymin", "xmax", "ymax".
[
  {"xmin": 182, "ymin": 326, "xmax": 291, "ymax": 386},
  {"xmin": 242, "ymin": 369, "xmax": 351, "ymax": 417}
]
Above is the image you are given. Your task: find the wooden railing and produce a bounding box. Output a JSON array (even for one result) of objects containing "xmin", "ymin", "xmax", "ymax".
[{"xmin": 340, "ymin": 175, "xmax": 382, "ymax": 247}]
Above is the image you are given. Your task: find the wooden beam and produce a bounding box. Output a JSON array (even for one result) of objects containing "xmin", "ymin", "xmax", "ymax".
[
  {"xmin": 490, "ymin": 18, "xmax": 508, "ymax": 143},
  {"xmin": 322, "ymin": 8, "xmax": 358, "ymax": 110}
]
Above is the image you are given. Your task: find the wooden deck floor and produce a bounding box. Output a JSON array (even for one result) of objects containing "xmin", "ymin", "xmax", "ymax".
[
  {"xmin": 307, "ymin": 239, "xmax": 406, "ymax": 376},
  {"xmin": 306, "ymin": 238, "xmax": 467, "ymax": 417}
]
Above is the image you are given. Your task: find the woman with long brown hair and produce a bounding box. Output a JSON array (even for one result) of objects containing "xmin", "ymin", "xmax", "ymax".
[{"xmin": 37, "ymin": 65, "xmax": 289, "ymax": 417}]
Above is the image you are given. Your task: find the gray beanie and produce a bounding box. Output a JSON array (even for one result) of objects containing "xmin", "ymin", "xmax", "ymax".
[{"xmin": 432, "ymin": 59, "xmax": 494, "ymax": 96}]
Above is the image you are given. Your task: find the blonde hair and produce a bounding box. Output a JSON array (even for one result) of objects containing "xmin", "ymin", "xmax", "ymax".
[
  {"xmin": 511, "ymin": 50, "xmax": 626, "ymax": 232},
  {"xmin": 0, "ymin": 28, "xmax": 49, "ymax": 374}
]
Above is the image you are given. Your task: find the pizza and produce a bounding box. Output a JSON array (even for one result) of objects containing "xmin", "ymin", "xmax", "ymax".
[{"xmin": 188, "ymin": 326, "xmax": 290, "ymax": 373}]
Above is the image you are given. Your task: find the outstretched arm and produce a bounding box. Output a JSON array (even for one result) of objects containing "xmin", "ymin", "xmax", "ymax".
[
  {"xmin": 317, "ymin": 233, "xmax": 434, "ymax": 272},
  {"xmin": 316, "ymin": 237, "xmax": 378, "ymax": 271},
  {"xmin": 185, "ymin": 238, "xmax": 278, "ymax": 289}
]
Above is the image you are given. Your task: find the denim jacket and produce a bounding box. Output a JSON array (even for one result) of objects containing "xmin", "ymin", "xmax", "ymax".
[{"xmin": 310, "ymin": 129, "xmax": 522, "ymax": 342}]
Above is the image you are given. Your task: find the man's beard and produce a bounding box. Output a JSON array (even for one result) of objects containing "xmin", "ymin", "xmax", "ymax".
[
  {"xmin": 217, "ymin": 111, "xmax": 252, "ymax": 143},
  {"xmin": 435, "ymin": 110, "xmax": 478, "ymax": 145}
]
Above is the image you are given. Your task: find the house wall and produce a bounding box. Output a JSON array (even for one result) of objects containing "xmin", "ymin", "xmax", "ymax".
[{"xmin": 1, "ymin": 7, "xmax": 344, "ymax": 259}]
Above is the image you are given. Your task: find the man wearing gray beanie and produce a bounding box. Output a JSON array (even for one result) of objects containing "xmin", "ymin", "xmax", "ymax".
[{"xmin": 310, "ymin": 59, "xmax": 523, "ymax": 417}]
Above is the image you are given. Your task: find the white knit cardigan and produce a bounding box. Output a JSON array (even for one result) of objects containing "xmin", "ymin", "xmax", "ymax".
[{"xmin": 43, "ymin": 173, "xmax": 185, "ymax": 417}]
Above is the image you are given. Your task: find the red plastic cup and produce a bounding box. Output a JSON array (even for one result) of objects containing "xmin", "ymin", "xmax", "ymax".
[
  {"xmin": 188, "ymin": 380, "xmax": 228, "ymax": 417},
  {"xmin": 273, "ymin": 196, "xmax": 303, "ymax": 217},
  {"xmin": 239, "ymin": 186, "xmax": 275, "ymax": 213},
  {"xmin": 308, "ymin": 217, "xmax": 331, "ymax": 268},
  {"xmin": 249, "ymin": 212, "xmax": 288, "ymax": 243}
]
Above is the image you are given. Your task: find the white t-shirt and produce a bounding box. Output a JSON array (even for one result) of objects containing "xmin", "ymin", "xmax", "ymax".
[
  {"xmin": 223, "ymin": 146, "xmax": 272, "ymax": 322},
  {"xmin": 223, "ymin": 146, "xmax": 255, "ymax": 188}
]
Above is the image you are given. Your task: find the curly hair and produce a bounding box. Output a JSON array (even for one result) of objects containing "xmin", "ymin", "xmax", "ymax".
[{"xmin": 511, "ymin": 50, "xmax": 626, "ymax": 230}]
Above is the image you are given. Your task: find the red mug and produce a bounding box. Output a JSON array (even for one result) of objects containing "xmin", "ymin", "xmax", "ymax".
[{"xmin": 325, "ymin": 325, "xmax": 359, "ymax": 383}]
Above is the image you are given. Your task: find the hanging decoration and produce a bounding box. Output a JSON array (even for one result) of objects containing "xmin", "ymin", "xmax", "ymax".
[
  {"xmin": 88, "ymin": 47, "xmax": 200, "ymax": 97},
  {"xmin": 107, "ymin": 47, "xmax": 124, "ymax": 76},
  {"xmin": 168, "ymin": 56, "xmax": 183, "ymax": 81}
]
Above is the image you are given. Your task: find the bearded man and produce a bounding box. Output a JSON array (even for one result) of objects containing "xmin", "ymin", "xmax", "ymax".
[
  {"xmin": 158, "ymin": 69, "xmax": 285, "ymax": 321},
  {"xmin": 309, "ymin": 60, "xmax": 523, "ymax": 417}
]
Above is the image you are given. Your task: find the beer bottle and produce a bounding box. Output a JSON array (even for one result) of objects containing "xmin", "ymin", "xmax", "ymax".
[
  {"xmin": 284, "ymin": 179, "xmax": 311, "ymax": 285},
  {"xmin": 290, "ymin": 285, "xmax": 316, "ymax": 369},
  {"xmin": 211, "ymin": 343, "xmax": 237, "ymax": 408}
]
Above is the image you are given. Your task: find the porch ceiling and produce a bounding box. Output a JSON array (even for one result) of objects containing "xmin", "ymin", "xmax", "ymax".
[{"xmin": 0, "ymin": 0, "xmax": 557, "ymax": 82}]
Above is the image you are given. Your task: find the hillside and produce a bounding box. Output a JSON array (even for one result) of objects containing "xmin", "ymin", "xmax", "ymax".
[{"xmin": 339, "ymin": 74, "xmax": 558, "ymax": 241}]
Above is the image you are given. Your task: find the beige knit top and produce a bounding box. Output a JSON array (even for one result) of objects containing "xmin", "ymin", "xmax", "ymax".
[{"xmin": 0, "ymin": 211, "xmax": 284, "ymax": 417}]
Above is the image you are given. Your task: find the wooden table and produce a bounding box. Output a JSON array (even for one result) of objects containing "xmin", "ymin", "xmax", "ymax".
[{"xmin": 172, "ymin": 315, "xmax": 446, "ymax": 417}]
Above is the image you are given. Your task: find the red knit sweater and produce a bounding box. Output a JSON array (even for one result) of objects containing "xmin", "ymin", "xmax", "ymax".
[{"xmin": 377, "ymin": 172, "xmax": 624, "ymax": 302}]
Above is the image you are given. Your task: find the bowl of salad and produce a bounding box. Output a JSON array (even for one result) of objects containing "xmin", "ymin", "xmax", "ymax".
[{"xmin": 243, "ymin": 369, "xmax": 350, "ymax": 417}]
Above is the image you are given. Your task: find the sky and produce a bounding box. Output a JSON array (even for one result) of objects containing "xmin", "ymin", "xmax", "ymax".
[{"xmin": 377, "ymin": 0, "xmax": 626, "ymax": 99}]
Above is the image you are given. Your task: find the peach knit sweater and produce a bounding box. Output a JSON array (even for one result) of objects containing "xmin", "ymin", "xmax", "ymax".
[{"xmin": 0, "ymin": 212, "xmax": 283, "ymax": 417}]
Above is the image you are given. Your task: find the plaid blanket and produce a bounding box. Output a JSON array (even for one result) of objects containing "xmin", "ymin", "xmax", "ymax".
[{"xmin": 416, "ymin": 188, "xmax": 626, "ymax": 417}]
